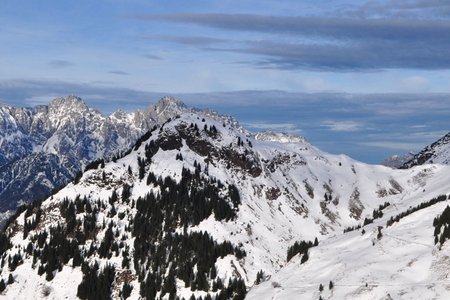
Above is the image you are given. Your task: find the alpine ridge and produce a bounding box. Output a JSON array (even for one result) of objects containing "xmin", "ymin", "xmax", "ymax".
[
  {"xmin": 1, "ymin": 100, "xmax": 450, "ymax": 299},
  {"xmin": 401, "ymin": 132, "xmax": 450, "ymax": 168},
  {"xmin": 0, "ymin": 96, "xmax": 187, "ymax": 220}
]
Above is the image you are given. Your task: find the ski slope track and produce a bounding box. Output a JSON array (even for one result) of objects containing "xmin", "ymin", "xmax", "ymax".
[{"xmin": 0, "ymin": 102, "xmax": 450, "ymax": 299}]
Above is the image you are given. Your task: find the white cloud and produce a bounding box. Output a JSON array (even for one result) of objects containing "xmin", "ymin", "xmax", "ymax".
[
  {"xmin": 360, "ymin": 141, "xmax": 424, "ymax": 151},
  {"xmin": 321, "ymin": 120, "xmax": 364, "ymax": 132},
  {"xmin": 410, "ymin": 130, "xmax": 447, "ymax": 140},
  {"xmin": 243, "ymin": 122, "xmax": 301, "ymax": 132},
  {"xmin": 24, "ymin": 95, "xmax": 58, "ymax": 107},
  {"xmin": 300, "ymin": 77, "xmax": 328, "ymax": 91},
  {"xmin": 410, "ymin": 124, "xmax": 428, "ymax": 129},
  {"xmin": 398, "ymin": 76, "xmax": 430, "ymax": 92}
]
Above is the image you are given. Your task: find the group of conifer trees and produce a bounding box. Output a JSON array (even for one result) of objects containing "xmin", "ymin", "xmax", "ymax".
[
  {"xmin": 387, "ymin": 194, "xmax": 448, "ymax": 227},
  {"xmin": 0, "ymin": 163, "xmax": 247, "ymax": 299},
  {"xmin": 133, "ymin": 167, "xmax": 246, "ymax": 299},
  {"xmin": 433, "ymin": 205, "xmax": 450, "ymax": 245},
  {"xmin": 286, "ymin": 238, "xmax": 318, "ymax": 263}
]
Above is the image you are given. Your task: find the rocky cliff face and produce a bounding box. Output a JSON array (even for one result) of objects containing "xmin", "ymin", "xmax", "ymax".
[{"xmin": 0, "ymin": 95, "xmax": 186, "ymax": 215}]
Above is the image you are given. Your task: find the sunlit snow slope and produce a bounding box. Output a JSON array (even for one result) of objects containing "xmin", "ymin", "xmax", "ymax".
[{"xmin": 248, "ymin": 199, "xmax": 450, "ymax": 299}]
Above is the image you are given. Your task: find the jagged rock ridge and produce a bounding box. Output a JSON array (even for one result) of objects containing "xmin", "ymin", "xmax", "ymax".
[{"xmin": 0, "ymin": 95, "xmax": 187, "ymax": 214}]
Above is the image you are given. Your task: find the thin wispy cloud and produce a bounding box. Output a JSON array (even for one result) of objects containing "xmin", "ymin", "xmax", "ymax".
[
  {"xmin": 48, "ymin": 59, "xmax": 73, "ymax": 68},
  {"xmin": 321, "ymin": 120, "xmax": 365, "ymax": 132},
  {"xmin": 151, "ymin": 35, "xmax": 226, "ymax": 46},
  {"xmin": 136, "ymin": 13, "xmax": 450, "ymax": 71},
  {"xmin": 341, "ymin": 0, "xmax": 450, "ymax": 18},
  {"xmin": 411, "ymin": 125, "xmax": 428, "ymax": 129},
  {"xmin": 143, "ymin": 13, "xmax": 450, "ymax": 42},
  {"xmin": 143, "ymin": 54, "xmax": 163, "ymax": 60},
  {"xmin": 399, "ymin": 76, "xmax": 430, "ymax": 92},
  {"xmin": 243, "ymin": 122, "xmax": 301, "ymax": 133},
  {"xmin": 24, "ymin": 95, "xmax": 59, "ymax": 106},
  {"xmin": 210, "ymin": 41, "xmax": 450, "ymax": 71},
  {"xmin": 410, "ymin": 130, "xmax": 449, "ymax": 140},
  {"xmin": 360, "ymin": 141, "xmax": 425, "ymax": 151},
  {"xmin": 108, "ymin": 70, "xmax": 129, "ymax": 76},
  {"xmin": 0, "ymin": 79, "xmax": 162, "ymax": 113}
]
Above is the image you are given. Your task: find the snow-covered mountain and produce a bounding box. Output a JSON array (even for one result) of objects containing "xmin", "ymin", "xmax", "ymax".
[
  {"xmin": 1, "ymin": 104, "xmax": 450, "ymax": 299},
  {"xmin": 0, "ymin": 96, "xmax": 187, "ymax": 216},
  {"xmin": 401, "ymin": 132, "xmax": 450, "ymax": 168}
]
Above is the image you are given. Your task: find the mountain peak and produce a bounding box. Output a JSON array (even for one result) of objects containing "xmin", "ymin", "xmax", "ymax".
[
  {"xmin": 154, "ymin": 96, "xmax": 186, "ymax": 112},
  {"xmin": 48, "ymin": 95, "xmax": 89, "ymax": 112},
  {"xmin": 146, "ymin": 96, "xmax": 188, "ymax": 123}
]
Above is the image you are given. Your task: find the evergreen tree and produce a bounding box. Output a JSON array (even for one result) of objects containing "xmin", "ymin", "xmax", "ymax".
[
  {"xmin": 210, "ymin": 264, "xmax": 217, "ymax": 279},
  {"xmin": 122, "ymin": 283, "xmax": 133, "ymax": 299},
  {"xmin": 109, "ymin": 190, "xmax": 118, "ymax": 204},
  {"xmin": 301, "ymin": 251, "xmax": 309, "ymax": 264},
  {"xmin": 255, "ymin": 270, "xmax": 264, "ymax": 284},
  {"xmin": 72, "ymin": 248, "xmax": 82, "ymax": 267},
  {"xmin": 77, "ymin": 263, "xmax": 115, "ymax": 300},
  {"xmin": 46, "ymin": 268, "xmax": 54, "ymax": 281},
  {"xmin": 377, "ymin": 227, "xmax": 383, "ymax": 240},
  {"xmin": 38, "ymin": 265, "xmax": 45, "ymax": 276}
]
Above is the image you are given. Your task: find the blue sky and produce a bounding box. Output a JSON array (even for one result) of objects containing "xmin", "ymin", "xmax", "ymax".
[{"xmin": 1, "ymin": 0, "xmax": 450, "ymax": 163}]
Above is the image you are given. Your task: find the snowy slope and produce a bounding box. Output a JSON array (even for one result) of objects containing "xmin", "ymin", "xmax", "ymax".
[
  {"xmin": 1, "ymin": 108, "xmax": 450, "ymax": 299},
  {"xmin": 247, "ymin": 198, "xmax": 450, "ymax": 299}
]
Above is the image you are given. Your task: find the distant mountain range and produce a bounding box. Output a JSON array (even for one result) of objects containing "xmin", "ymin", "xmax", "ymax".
[
  {"xmin": 381, "ymin": 153, "xmax": 415, "ymax": 168},
  {"xmin": 0, "ymin": 96, "xmax": 188, "ymax": 218},
  {"xmin": 1, "ymin": 97, "xmax": 450, "ymax": 299}
]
